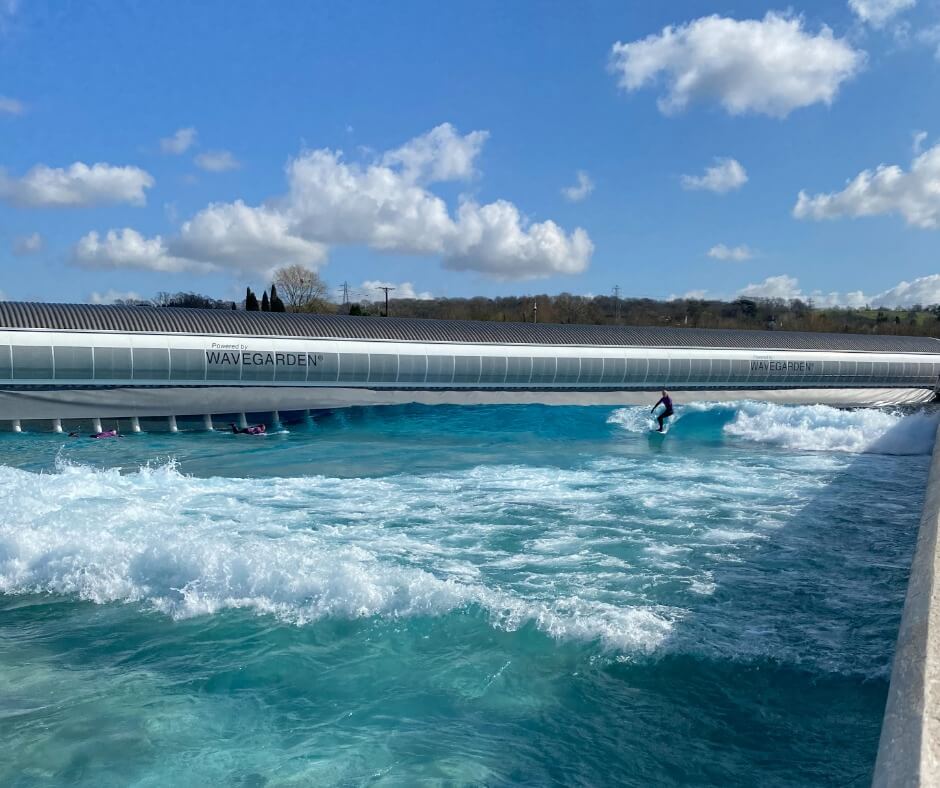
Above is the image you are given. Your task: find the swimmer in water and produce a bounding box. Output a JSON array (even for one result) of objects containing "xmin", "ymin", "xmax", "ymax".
[
  {"xmin": 230, "ymin": 423, "xmax": 266, "ymax": 435},
  {"xmin": 651, "ymin": 389, "xmax": 674, "ymax": 432}
]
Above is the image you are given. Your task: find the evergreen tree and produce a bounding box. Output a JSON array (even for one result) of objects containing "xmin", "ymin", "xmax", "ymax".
[
  {"xmin": 245, "ymin": 287, "xmax": 259, "ymax": 311},
  {"xmin": 269, "ymin": 283, "xmax": 286, "ymax": 312},
  {"xmin": 261, "ymin": 291, "xmax": 270, "ymax": 311}
]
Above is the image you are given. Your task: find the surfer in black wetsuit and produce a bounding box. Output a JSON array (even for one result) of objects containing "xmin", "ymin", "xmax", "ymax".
[{"xmin": 651, "ymin": 390, "xmax": 674, "ymax": 432}]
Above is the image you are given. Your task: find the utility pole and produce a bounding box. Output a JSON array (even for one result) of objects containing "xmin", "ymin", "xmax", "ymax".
[
  {"xmin": 339, "ymin": 281, "xmax": 350, "ymax": 305},
  {"xmin": 377, "ymin": 286, "xmax": 395, "ymax": 317},
  {"xmin": 533, "ymin": 298, "xmax": 538, "ymax": 324},
  {"xmin": 613, "ymin": 285, "xmax": 621, "ymax": 322}
]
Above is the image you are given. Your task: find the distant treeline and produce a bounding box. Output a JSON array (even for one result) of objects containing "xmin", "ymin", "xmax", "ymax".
[
  {"xmin": 345, "ymin": 293, "xmax": 940, "ymax": 337},
  {"xmin": 116, "ymin": 289, "xmax": 940, "ymax": 338}
]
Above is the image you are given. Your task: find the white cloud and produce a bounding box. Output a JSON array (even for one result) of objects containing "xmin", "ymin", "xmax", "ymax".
[
  {"xmin": 173, "ymin": 200, "xmax": 327, "ymax": 272},
  {"xmin": 381, "ymin": 122, "xmax": 487, "ymax": 183},
  {"xmin": 669, "ymin": 289, "xmax": 709, "ymax": 300},
  {"xmin": 74, "ymin": 125, "xmax": 591, "ymax": 280},
  {"xmin": 913, "ymin": 129, "xmax": 928, "ymax": 154},
  {"xmin": 735, "ymin": 273, "xmax": 940, "ymax": 307},
  {"xmin": 849, "ymin": 0, "xmax": 916, "ymax": 28},
  {"xmin": 682, "ymin": 158, "xmax": 747, "ymax": 193},
  {"xmin": 707, "ymin": 243, "xmax": 754, "ymax": 261},
  {"xmin": 0, "ymin": 95, "xmax": 23, "ymax": 115},
  {"xmin": 794, "ymin": 142, "xmax": 940, "ymax": 228},
  {"xmin": 74, "ymin": 229, "xmax": 197, "ymax": 273},
  {"xmin": 12, "ymin": 232, "xmax": 42, "ymax": 255},
  {"xmin": 160, "ymin": 127, "xmax": 198, "ymax": 155},
  {"xmin": 443, "ymin": 199, "xmax": 592, "ymax": 278},
  {"xmin": 872, "ymin": 273, "xmax": 940, "ymax": 307},
  {"xmin": 89, "ymin": 289, "xmax": 143, "ymax": 304},
  {"xmin": 361, "ymin": 280, "xmax": 433, "ymax": 300},
  {"xmin": 194, "ymin": 150, "xmax": 240, "ymax": 172},
  {"xmin": 609, "ymin": 12, "xmax": 864, "ymax": 118},
  {"xmin": 737, "ymin": 274, "xmax": 802, "ymax": 300},
  {"xmin": 561, "ymin": 171, "xmax": 595, "ymax": 202},
  {"xmin": 0, "ymin": 162, "xmax": 153, "ymax": 208}
]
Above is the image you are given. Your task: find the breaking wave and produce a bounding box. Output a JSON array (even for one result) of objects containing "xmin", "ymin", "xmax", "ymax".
[
  {"xmin": 608, "ymin": 401, "xmax": 938, "ymax": 454},
  {"xmin": 0, "ymin": 458, "xmax": 676, "ymax": 654}
]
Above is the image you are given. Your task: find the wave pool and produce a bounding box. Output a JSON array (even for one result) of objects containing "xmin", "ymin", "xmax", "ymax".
[{"xmin": 0, "ymin": 401, "xmax": 933, "ymax": 786}]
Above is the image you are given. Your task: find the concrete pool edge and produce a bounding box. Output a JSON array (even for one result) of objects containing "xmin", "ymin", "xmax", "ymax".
[{"xmin": 874, "ymin": 423, "xmax": 940, "ymax": 786}]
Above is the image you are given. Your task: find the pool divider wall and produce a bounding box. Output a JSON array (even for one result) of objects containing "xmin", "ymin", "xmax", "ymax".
[{"xmin": 874, "ymin": 423, "xmax": 940, "ymax": 786}]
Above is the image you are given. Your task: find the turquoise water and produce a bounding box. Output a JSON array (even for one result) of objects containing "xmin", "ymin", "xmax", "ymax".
[{"xmin": 0, "ymin": 401, "xmax": 935, "ymax": 786}]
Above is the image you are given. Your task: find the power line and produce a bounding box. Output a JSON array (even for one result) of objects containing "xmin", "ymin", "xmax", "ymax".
[{"xmin": 376, "ymin": 286, "xmax": 395, "ymax": 317}]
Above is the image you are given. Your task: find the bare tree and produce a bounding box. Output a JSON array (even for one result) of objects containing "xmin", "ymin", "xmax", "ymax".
[{"xmin": 272, "ymin": 265, "xmax": 328, "ymax": 311}]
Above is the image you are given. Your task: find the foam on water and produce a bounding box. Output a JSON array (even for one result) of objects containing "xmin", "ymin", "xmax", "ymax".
[
  {"xmin": 0, "ymin": 457, "xmax": 679, "ymax": 654},
  {"xmin": 609, "ymin": 401, "xmax": 938, "ymax": 454}
]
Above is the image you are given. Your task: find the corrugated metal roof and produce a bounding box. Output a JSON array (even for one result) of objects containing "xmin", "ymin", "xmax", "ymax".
[{"xmin": 0, "ymin": 301, "xmax": 938, "ymax": 352}]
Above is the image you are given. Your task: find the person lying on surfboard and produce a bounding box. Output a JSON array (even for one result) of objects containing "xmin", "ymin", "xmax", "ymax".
[{"xmin": 651, "ymin": 390, "xmax": 674, "ymax": 432}]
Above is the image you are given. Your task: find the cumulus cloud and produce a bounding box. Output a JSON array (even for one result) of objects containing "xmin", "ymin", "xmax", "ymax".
[
  {"xmin": 381, "ymin": 123, "xmax": 487, "ymax": 182},
  {"xmin": 873, "ymin": 274, "xmax": 940, "ymax": 307},
  {"xmin": 74, "ymin": 229, "xmax": 198, "ymax": 273},
  {"xmin": 160, "ymin": 127, "xmax": 198, "ymax": 155},
  {"xmin": 12, "ymin": 232, "xmax": 42, "ymax": 255},
  {"xmin": 682, "ymin": 158, "xmax": 747, "ymax": 193},
  {"xmin": 195, "ymin": 150, "xmax": 240, "ymax": 172},
  {"xmin": 849, "ymin": 0, "xmax": 915, "ymax": 28},
  {"xmin": 736, "ymin": 273, "xmax": 940, "ymax": 307},
  {"xmin": 0, "ymin": 163, "xmax": 153, "ymax": 208},
  {"xmin": 913, "ymin": 129, "xmax": 928, "ymax": 154},
  {"xmin": 361, "ymin": 280, "xmax": 433, "ymax": 300},
  {"xmin": 707, "ymin": 243, "xmax": 754, "ymax": 261},
  {"xmin": 173, "ymin": 201, "xmax": 327, "ymax": 272},
  {"xmin": 609, "ymin": 12, "xmax": 864, "ymax": 118},
  {"xmin": 561, "ymin": 171, "xmax": 595, "ymax": 202},
  {"xmin": 89, "ymin": 289, "xmax": 143, "ymax": 304},
  {"xmin": 73, "ymin": 124, "xmax": 592, "ymax": 280},
  {"xmin": 794, "ymin": 142, "xmax": 940, "ymax": 228},
  {"xmin": 0, "ymin": 95, "xmax": 23, "ymax": 115},
  {"xmin": 737, "ymin": 274, "xmax": 802, "ymax": 300}
]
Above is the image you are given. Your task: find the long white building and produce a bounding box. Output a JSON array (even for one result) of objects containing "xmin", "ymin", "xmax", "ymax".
[{"xmin": 0, "ymin": 302, "xmax": 937, "ymax": 431}]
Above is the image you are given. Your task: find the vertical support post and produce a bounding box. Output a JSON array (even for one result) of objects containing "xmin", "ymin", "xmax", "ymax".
[
  {"xmin": 238, "ymin": 412, "xmax": 248, "ymax": 429},
  {"xmin": 52, "ymin": 418, "xmax": 63, "ymax": 433},
  {"xmin": 11, "ymin": 419, "xmax": 21, "ymax": 433},
  {"xmin": 130, "ymin": 416, "xmax": 141, "ymax": 433},
  {"xmin": 203, "ymin": 414, "xmax": 214, "ymax": 431},
  {"xmin": 92, "ymin": 417, "xmax": 102, "ymax": 434},
  {"xmin": 168, "ymin": 415, "xmax": 179, "ymax": 433}
]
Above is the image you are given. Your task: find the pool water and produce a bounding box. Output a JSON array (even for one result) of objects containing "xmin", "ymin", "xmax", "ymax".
[{"xmin": 0, "ymin": 401, "xmax": 933, "ymax": 786}]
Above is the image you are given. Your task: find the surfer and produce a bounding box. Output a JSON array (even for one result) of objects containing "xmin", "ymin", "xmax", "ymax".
[{"xmin": 651, "ymin": 390, "xmax": 674, "ymax": 432}]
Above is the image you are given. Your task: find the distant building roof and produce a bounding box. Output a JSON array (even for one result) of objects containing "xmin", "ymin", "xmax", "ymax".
[{"xmin": 0, "ymin": 301, "xmax": 938, "ymax": 353}]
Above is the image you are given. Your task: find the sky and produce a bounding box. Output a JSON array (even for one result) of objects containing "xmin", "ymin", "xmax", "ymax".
[{"xmin": 2, "ymin": 0, "xmax": 940, "ymax": 308}]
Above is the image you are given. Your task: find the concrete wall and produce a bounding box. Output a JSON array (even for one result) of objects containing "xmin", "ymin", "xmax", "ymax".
[{"xmin": 874, "ymin": 423, "xmax": 940, "ymax": 786}]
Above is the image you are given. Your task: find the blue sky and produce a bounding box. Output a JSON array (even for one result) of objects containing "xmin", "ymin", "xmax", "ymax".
[{"xmin": 1, "ymin": 0, "xmax": 940, "ymax": 307}]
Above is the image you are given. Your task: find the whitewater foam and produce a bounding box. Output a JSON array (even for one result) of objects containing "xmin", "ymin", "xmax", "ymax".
[
  {"xmin": 0, "ymin": 460, "xmax": 682, "ymax": 654},
  {"xmin": 609, "ymin": 401, "xmax": 938, "ymax": 454}
]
